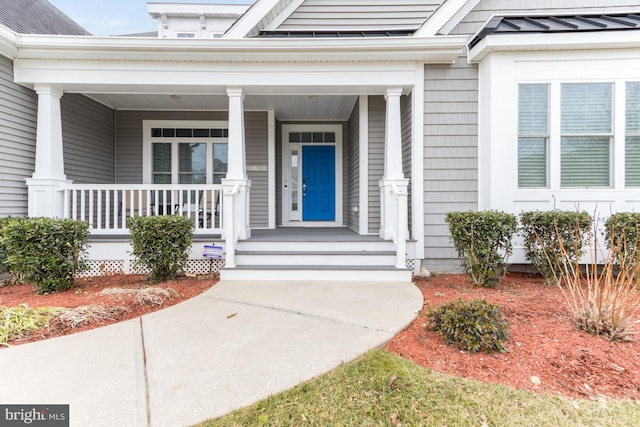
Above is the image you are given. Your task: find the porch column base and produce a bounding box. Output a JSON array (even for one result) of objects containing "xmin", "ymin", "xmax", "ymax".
[
  {"xmin": 379, "ymin": 178, "xmax": 409, "ymax": 240},
  {"xmin": 221, "ymin": 178, "xmax": 251, "ymax": 268},
  {"xmin": 25, "ymin": 177, "xmax": 72, "ymax": 218}
]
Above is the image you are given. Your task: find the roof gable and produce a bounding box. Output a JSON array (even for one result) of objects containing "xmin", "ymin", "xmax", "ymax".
[
  {"xmin": 0, "ymin": 0, "xmax": 90, "ymax": 35},
  {"xmin": 276, "ymin": 0, "xmax": 444, "ymax": 33}
]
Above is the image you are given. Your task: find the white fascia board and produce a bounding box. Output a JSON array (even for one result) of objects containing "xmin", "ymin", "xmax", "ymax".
[
  {"xmin": 468, "ymin": 31, "xmax": 640, "ymax": 63},
  {"xmin": 14, "ymin": 33, "xmax": 468, "ymax": 64},
  {"xmin": 414, "ymin": 0, "xmax": 480, "ymax": 37},
  {"xmin": 224, "ymin": 0, "xmax": 281, "ymax": 39},
  {"xmin": 0, "ymin": 24, "xmax": 17, "ymax": 58},
  {"xmin": 264, "ymin": 0, "xmax": 305, "ymax": 32},
  {"xmin": 147, "ymin": 3, "xmax": 251, "ymax": 19}
]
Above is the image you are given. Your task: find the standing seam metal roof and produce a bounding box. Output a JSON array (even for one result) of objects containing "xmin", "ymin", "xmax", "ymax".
[{"xmin": 469, "ymin": 13, "xmax": 640, "ymax": 49}]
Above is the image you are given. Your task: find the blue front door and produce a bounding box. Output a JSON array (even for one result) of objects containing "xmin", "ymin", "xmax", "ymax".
[{"xmin": 302, "ymin": 145, "xmax": 335, "ymax": 221}]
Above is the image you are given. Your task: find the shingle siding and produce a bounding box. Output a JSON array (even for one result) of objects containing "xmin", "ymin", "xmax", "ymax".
[
  {"xmin": 279, "ymin": 0, "xmax": 444, "ymax": 32},
  {"xmin": 0, "ymin": 55, "xmax": 37, "ymax": 217},
  {"xmin": 61, "ymin": 94, "xmax": 115, "ymax": 184},
  {"xmin": 422, "ymin": 0, "xmax": 639, "ymax": 267}
]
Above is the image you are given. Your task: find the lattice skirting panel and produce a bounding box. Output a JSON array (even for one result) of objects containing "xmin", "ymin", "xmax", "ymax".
[
  {"xmin": 405, "ymin": 258, "xmax": 416, "ymax": 272},
  {"xmin": 78, "ymin": 258, "xmax": 224, "ymax": 277}
]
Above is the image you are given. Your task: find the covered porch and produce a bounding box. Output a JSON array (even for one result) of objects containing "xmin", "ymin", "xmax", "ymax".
[{"xmin": 13, "ymin": 33, "xmax": 467, "ymax": 279}]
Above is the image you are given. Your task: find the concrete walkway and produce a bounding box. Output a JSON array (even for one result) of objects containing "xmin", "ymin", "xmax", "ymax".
[{"xmin": 0, "ymin": 280, "xmax": 423, "ymax": 427}]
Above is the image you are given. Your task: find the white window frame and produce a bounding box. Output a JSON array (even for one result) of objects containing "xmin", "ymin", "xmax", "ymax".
[
  {"xmin": 477, "ymin": 50, "xmax": 640, "ymax": 217},
  {"xmin": 142, "ymin": 120, "xmax": 228, "ymax": 185}
]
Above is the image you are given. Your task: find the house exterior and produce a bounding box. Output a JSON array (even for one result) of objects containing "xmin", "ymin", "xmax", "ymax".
[{"xmin": 0, "ymin": 0, "xmax": 639, "ymax": 280}]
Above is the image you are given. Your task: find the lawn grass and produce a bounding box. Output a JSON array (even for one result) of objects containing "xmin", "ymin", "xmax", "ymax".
[{"xmin": 200, "ymin": 349, "xmax": 640, "ymax": 427}]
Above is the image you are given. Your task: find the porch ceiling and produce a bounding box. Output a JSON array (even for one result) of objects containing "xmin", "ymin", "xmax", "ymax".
[{"xmin": 86, "ymin": 93, "xmax": 359, "ymax": 121}]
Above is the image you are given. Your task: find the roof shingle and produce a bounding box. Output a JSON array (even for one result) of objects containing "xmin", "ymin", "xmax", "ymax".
[{"xmin": 0, "ymin": 0, "xmax": 90, "ymax": 35}]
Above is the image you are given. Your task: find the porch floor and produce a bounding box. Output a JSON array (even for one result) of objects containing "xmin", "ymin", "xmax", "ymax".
[{"xmin": 249, "ymin": 227, "xmax": 384, "ymax": 242}]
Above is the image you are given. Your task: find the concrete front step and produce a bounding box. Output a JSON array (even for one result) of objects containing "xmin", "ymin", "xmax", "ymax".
[
  {"xmin": 236, "ymin": 239, "xmax": 396, "ymax": 252},
  {"xmin": 235, "ymin": 251, "xmax": 397, "ymax": 266},
  {"xmin": 220, "ymin": 265, "xmax": 412, "ymax": 282}
]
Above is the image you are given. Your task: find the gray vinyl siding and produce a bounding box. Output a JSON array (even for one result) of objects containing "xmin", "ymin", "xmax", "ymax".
[
  {"xmin": 0, "ymin": 55, "xmax": 37, "ymax": 217},
  {"xmin": 62, "ymin": 94, "xmax": 115, "ymax": 184},
  {"xmin": 368, "ymin": 96, "xmax": 385, "ymax": 234},
  {"xmin": 245, "ymin": 111, "xmax": 269, "ymax": 228},
  {"xmin": 347, "ymin": 99, "xmax": 360, "ymax": 231},
  {"xmin": 115, "ymin": 110, "xmax": 269, "ymax": 228},
  {"xmin": 401, "ymin": 93, "xmax": 412, "ymax": 239},
  {"xmin": 422, "ymin": 0, "xmax": 639, "ymax": 265},
  {"xmin": 279, "ymin": 0, "xmax": 444, "ymax": 32}
]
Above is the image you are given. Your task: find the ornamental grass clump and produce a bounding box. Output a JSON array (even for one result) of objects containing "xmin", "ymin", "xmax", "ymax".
[
  {"xmin": 444, "ymin": 210, "xmax": 517, "ymax": 287},
  {"xmin": 128, "ymin": 215, "xmax": 194, "ymax": 282},
  {"xmin": 520, "ymin": 210, "xmax": 592, "ymax": 285},
  {"xmin": 425, "ymin": 298, "xmax": 510, "ymax": 354},
  {"xmin": 551, "ymin": 219, "xmax": 640, "ymax": 342},
  {"xmin": 0, "ymin": 305, "xmax": 64, "ymax": 346}
]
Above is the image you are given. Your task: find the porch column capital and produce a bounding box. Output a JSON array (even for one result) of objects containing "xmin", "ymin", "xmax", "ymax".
[
  {"xmin": 385, "ymin": 87, "xmax": 403, "ymax": 100},
  {"xmin": 226, "ymin": 87, "xmax": 245, "ymax": 100},
  {"xmin": 34, "ymin": 84, "xmax": 63, "ymax": 99}
]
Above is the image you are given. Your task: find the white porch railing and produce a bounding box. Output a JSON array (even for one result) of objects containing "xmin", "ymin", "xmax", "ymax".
[
  {"xmin": 62, "ymin": 184, "xmax": 223, "ymax": 235},
  {"xmin": 390, "ymin": 183, "xmax": 408, "ymax": 269}
]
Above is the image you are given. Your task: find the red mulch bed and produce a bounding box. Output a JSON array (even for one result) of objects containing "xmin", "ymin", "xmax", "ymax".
[
  {"xmin": 2, "ymin": 272, "xmax": 639, "ymax": 401},
  {"xmin": 385, "ymin": 273, "xmax": 640, "ymax": 401},
  {"xmin": 0, "ymin": 274, "xmax": 216, "ymax": 346}
]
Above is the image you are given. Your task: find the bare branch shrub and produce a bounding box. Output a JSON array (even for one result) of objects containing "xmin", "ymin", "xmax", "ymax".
[{"xmin": 552, "ymin": 220, "xmax": 640, "ymax": 342}]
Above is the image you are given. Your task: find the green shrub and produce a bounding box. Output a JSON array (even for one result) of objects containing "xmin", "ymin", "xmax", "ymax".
[
  {"xmin": 425, "ymin": 299, "xmax": 509, "ymax": 354},
  {"xmin": 604, "ymin": 213, "xmax": 640, "ymax": 270},
  {"xmin": 444, "ymin": 211, "xmax": 517, "ymax": 287},
  {"xmin": 128, "ymin": 215, "xmax": 194, "ymax": 282},
  {"xmin": 0, "ymin": 217, "xmax": 16, "ymax": 275},
  {"xmin": 519, "ymin": 210, "xmax": 592, "ymax": 285},
  {"xmin": 3, "ymin": 218, "xmax": 89, "ymax": 294}
]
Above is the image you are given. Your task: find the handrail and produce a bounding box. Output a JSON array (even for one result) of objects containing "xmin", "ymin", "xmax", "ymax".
[
  {"xmin": 389, "ymin": 182, "xmax": 408, "ymax": 269},
  {"xmin": 62, "ymin": 184, "xmax": 224, "ymax": 235}
]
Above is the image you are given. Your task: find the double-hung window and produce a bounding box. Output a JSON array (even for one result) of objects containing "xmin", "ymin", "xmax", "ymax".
[
  {"xmin": 517, "ymin": 82, "xmax": 624, "ymax": 189},
  {"xmin": 518, "ymin": 84, "xmax": 549, "ymax": 188},
  {"xmin": 627, "ymin": 82, "xmax": 640, "ymax": 187},
  {"xmin": 560, "ymin": 83, "xmax": 613, "ymax": 188}
]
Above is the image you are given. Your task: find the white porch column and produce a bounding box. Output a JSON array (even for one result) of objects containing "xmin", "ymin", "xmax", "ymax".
[
  {"xmin": 25, "ymin": 84, "xmax": 71, "ymax": 218},
  {"xmin": 379, "ymin": 88, "xmax": 409, "ymax": 241},
  {"xmin": 222, "ymin": 87, "xmax": 251, "ymax": 267}
]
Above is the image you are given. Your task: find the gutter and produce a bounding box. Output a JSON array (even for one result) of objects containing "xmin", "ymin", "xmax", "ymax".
[{"xmin": 12, "ymin": 33, "xmax": 469, "ymax": 64}]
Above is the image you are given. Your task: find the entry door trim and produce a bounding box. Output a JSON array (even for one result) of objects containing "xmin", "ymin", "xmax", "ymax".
[{"xmin": 281, "ymin": 124, "xmax": 343, "ymax": 227}]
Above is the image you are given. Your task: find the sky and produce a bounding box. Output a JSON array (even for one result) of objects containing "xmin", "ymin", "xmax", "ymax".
[{"xmin": 48, "ymin": 1, "xmax": 255, "ymax": 36}]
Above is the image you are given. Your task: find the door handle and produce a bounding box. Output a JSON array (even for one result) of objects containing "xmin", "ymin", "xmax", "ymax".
[{"xmin": 302, "ymin": 184, "xmax": 306, "ymax": 196}]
